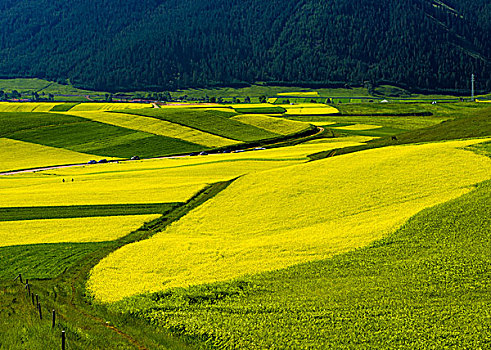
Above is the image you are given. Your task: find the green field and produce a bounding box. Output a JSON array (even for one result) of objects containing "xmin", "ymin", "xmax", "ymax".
[
  {"xmin": 0, "ymin": 112, "xmax": 208, "ymax": 158},
  {"xmin": 49, "ymin": 102, "xmax": 81, "ymax": 112},
  {"xmin": 232, "ymin": 106, "xmax": 286, "ymax": 114},
  {"xmin": 124, "ymin": 108, "xmax": 281, "ymax": 142},
  {"xmin": 0, "ymin": 97, "xmax": 490, "ymax": 349},
  {"xmin": 0, "ymin": 203, "xmax": 180, "ymax": 221}
]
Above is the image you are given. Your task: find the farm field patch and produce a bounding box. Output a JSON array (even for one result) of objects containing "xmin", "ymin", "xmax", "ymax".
[
  {"xmin": 124, "ymin": 108, "xmax": 281, "ymax": 142},
  {"xmin": 0, "ymin": 203, "xmax": 179, "ymax": 221},
  {"xmin": 68, "ymin": 103, "xmax": 152, "ymax": 111},
  {"xmin": 49, "ymin": 102, "xmax": 80, "ymax": 111},
  {"xmin": 87, "ymin": 139, "xmax": 491, "ymax": 302},
  {"xmin": 286, "ymin": 114, "xmax": 448, "ymax": 130},
  {"xmin": 0, "ymin": 214, "xmax": 160, "ymax": 247},
  {"xmin": 332, "ymin": 124, "xmax": 383, "ymax": 131},
  {"xmin": 0, "ymin": 102, "xmax": 62, "ymax": 112},
  {"xmin": 230, "ymin": 114, "xmax": 310, "ymax": 135},
  {"xmin": 2, "ymin": 112, "xmax": 202, "ymax": 158},
  {"xmin": 65, "ymin": 111, "xmax": 239, "ymax": 148},
  {"xmin": 0, "ymin": 242, "xmax": 106, "ymax": 280},
  {"xmin": 280, "ymin": 103, "xmax": 339, "ymax": 115},
  {"xmin": 0, "ymin": 138, "xmax": 368, "ymax": 208},
  {"xmin": 0, "ymin": 138, "xmax": 98, "ymax": 172},
  {"xmin": 277, "ymin": 91, "xmax": 320, "ymax": 97}
]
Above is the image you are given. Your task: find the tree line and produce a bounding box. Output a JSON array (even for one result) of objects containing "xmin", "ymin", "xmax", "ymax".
[{"xmin": 0, "ymin": 0, "xmax": 489, "ymax": 93}]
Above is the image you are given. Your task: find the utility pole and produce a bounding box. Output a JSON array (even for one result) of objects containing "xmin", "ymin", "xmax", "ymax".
[{"xmin": 471, "ymin": 74, "xmax": 475, "ymax": 102}]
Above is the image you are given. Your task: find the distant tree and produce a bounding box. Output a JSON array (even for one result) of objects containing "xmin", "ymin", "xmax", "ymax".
[
  {"xmin": 217, "ymin": 97, "xmax": 223, "ymax": 103},
  {"xmin": 11, "ymin": 90, "xmax": 20, "ymax": 99},
  {"xmin": 0, "ymin": 90, "xmax": 4, "ymax": 100},
  {"xmin": 259, "ymin": 95, "xmax": 267, "ymax": 103},
  {"xmin": 48, "ymin": 93, "xmax": 54, "ymax": 101},
  {"xmin": 244, "ymin": 96, "xmax": 251, "ymax": 103},
  {"xmin": 209, "ymin": 96, "xmax": 216, "ymax": 103}
]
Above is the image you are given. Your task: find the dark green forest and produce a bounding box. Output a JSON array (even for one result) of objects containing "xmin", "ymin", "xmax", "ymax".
[{"xmin": 0, "ymin": 0, "xmax": 489, "ymax": 92}]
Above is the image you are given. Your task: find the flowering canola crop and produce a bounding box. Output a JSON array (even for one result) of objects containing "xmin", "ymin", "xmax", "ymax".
[
  {"xmin": 280, "ymin": 103, "xmax": 339, "ymax": 115},
  {"xmin": 87, "ymin": 139, "xmax": 491, "ymax": 302},
  {"xmin": 65, "ymin": 111, "xmax": 238, "ymax": 148},
  {"xmin": 0, "ymin": 214, "xmax": 160, "ymax": 247},
  {"xmin": 0, "ymin": 138, "xmax": 368, "ymax": 207},
  {"xmin": 0, "ymin": 138, "xmax": 98, "ymax": 172},
  {"xmin": 0, "ymin": 102, "xmax": 61, "ymax": 112},
  {"xmin": 68, "ymin": 103, "xmax": 152, "ymax": 111},
  {"xmin": 332, "ymin": 124, "xmax": 383, "ymax": 131},
  {"xmin": 277, "ymin": 91, "xmax": 320, "ymax": 96}
]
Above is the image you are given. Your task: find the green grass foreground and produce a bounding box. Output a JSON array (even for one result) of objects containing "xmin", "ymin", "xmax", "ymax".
[
  {"xmin": 0, "ymin": 181, "xmax": 234, "ymax": 349},
  {"xmin": 111, "ymin": 179, "xmax": 491, "ymax": 349}
]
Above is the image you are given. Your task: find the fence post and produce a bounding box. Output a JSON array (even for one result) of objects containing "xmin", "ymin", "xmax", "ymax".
[
  {"xmin": 52, "ymin": 310, "xmax": 56, "ymax": 328},
  {"xmin": 14, "ymin": 273, "xmax": 22, "ymax": 284},
  {"xmin": 31, "ymin": 293, "xmax": 35, "ymax": 306},
  {"xmin": 61, "ymin": 330, "xmax": 66, "ymax": 350},
  {"xmin": 38, "ymin": 303, "xmax": 42, "ymax": 320}
]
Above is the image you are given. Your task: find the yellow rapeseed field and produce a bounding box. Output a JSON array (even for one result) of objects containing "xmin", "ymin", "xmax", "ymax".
[
  {"xmin": 87, "ymin": 139, "xmax": 491, "ymax": 302},
  {"xmin": 277, "ymin": 91, "xmax": 319, "ymax": 97},
  {"xmin": 64, "ymin": 111, "xmax": 239, "ymax": 147},
  {"xmin": 0, "ymin": 138, "xmax": 369, "ymax": 207},
  {"xmin": 0, "ymin": 102, "xmax": 61, "ymax": 112},
  {"xmin": 332, "ymin": 124, "xmax": 383, "ymax": 131},
  {"xmin": 68, "ymin": 103, "xmax": 152, "ymax": 111},
  {"xmin": 280, "ymin": 103, "xmax": 339, "ymax": 115},
  {"xmin": 0, "ymin": 214, "xmax": 160, "ymax": 247},
  {"xmin": 230, "ymin": 114, "xmax": 310, "ymax": 135},
  {"xmin": 309, "ymin": 121, "xmax": 336, "ymax": 126},
  {"xmin": 0, "ymin": 138, "xmax": 99, "ymax": 172}
]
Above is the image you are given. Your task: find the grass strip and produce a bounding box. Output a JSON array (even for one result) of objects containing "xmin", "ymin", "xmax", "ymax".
[{"xmin": 0, "ymin": 203, "xmax": 181, "ymax": 221}]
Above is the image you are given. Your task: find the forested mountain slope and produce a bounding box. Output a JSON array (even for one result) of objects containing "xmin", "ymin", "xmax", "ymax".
[{"xmin": 0, "ymin": 0, "xmax": 489, "ymax": 92}]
